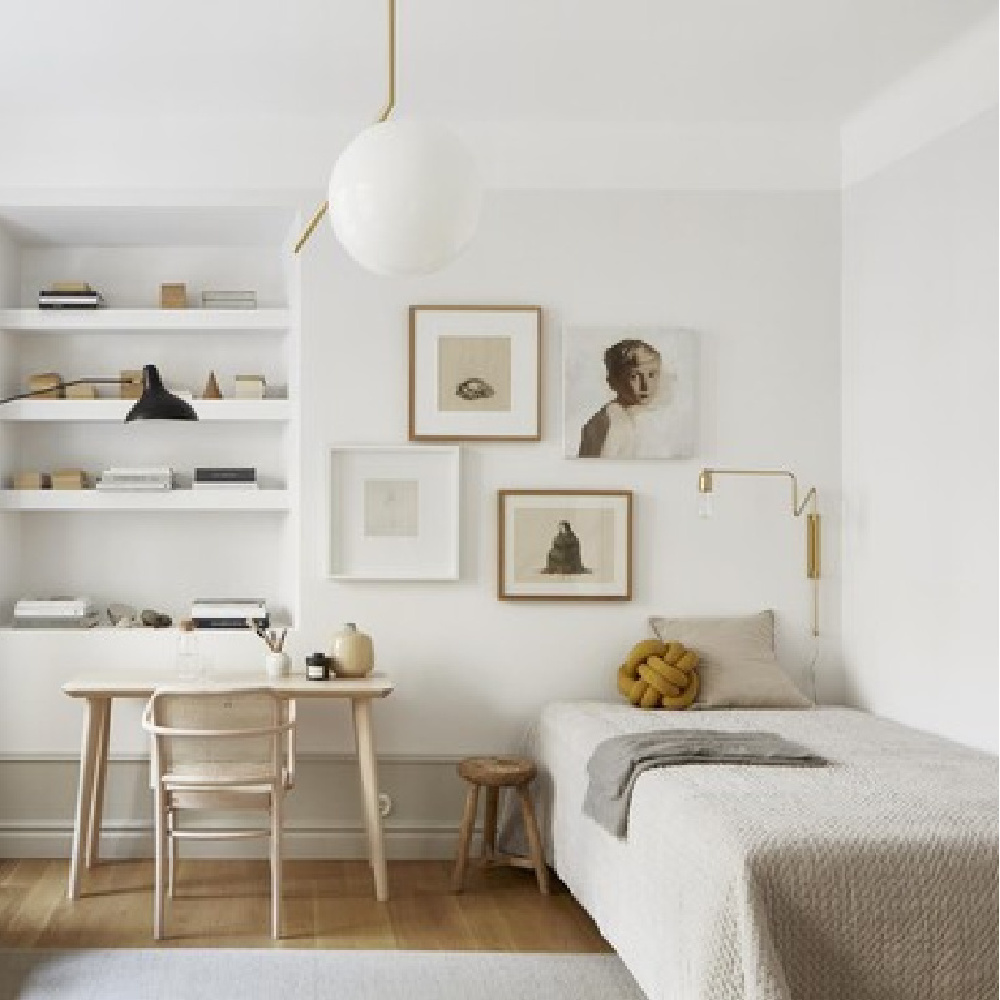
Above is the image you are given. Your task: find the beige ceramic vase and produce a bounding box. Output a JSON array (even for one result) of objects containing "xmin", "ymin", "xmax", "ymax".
[{"xmin": 330, "ymin": 622, "xmax": 374, "ymax": 677}]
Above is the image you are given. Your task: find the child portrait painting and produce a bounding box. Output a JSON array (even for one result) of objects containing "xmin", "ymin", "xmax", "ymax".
[{"xmin": 563, "ymin": 328, "xmax": 697, "ymax": 459}]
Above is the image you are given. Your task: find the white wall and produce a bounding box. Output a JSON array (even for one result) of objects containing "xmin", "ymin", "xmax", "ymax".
[
  {"xmin": 842, "ymin": 106, "xmax": 998, "ymax": 752},
  {"xmin": 294, "ymin": 189, "xmax": 843, "ymax": 753}
]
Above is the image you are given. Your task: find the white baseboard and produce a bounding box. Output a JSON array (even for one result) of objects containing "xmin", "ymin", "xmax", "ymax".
[{"xmin": 0, "ymin": 821, "xmax": 467, "ymax": 861}]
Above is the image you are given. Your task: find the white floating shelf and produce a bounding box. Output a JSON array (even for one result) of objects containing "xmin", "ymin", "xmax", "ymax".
[
  {"xmin": 0, "ymin": 399, "xmax": 290, "ymax": 422},
  {"xmin": 0, "ymin": 308, "xmax": 290, "ymax": 333},
  {"xmin": 0, "ymin": 489, "xmax": 291, "ymax": 511}
]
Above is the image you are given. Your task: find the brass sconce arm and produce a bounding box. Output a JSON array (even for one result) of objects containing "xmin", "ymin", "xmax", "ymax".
[
  {"xmin": 698, "ymin": 467, "xmax": 821, "ymax": 636},
  {"xmin": 294, "ymin": 0, "xmax": 398, "ymax": 254}
]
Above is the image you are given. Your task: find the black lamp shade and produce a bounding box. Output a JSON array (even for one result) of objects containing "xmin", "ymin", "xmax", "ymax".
[{"xmin": 124, "ymin": 365, "xmax": 198, "ymax": 422}]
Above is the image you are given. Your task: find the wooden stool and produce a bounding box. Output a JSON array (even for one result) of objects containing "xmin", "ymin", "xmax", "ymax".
[{"xmin": 451, "ymin": 755, "xmax": 549, "ymax": 894}]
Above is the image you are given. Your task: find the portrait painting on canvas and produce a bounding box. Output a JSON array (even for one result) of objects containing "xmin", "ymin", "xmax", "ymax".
[{"xmin": 563, "ymin": 328, "xmax": 697, "ymax": 459}]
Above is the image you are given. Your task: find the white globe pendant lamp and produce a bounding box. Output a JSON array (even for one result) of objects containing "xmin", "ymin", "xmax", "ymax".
[
  {"xmin": 329, "ymin": 119, "xmax": 481, "ymax": 276},
  {"xmin": 295, "ymin": 0, "xmax": 482, "ymax": 276}
]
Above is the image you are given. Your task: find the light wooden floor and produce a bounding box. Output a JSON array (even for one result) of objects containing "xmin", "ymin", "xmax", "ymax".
[{"xmin": 0, "ymin": 859, "xmax": 611, "ymax": 950}]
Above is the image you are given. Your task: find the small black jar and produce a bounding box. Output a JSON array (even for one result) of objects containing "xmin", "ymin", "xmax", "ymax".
[{"xmin": 305, "ymin": 652, "xmax": 331, "ymax": 681}]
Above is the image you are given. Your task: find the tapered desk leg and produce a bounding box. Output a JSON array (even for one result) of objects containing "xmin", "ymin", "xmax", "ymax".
[
  {"xmin": 352, "ymin": 697, "xmax": 388, "ymax": 902},
  {"xmin": 86, "ymin": 699, "xmax": 111, "ymax": 868},
  {"xmin": 68, "ymin": 697, "xmax": 103, "ymax": 899}
]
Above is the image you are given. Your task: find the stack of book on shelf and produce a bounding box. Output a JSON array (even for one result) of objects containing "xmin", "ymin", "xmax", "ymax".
[
  {"xmin": 201, "ymin": 290, "xmax": 256, "ymax": 310},
  {"xmin": 14, "ymin": 597, "xmax": 99, "ymax": 629},
  {"xmin": 38, "ymin": 282, "xmax": 105, "ymax": 310},
  {"xmin": 192, "ymin": 467, "xmax": 258, "ymax": 490},
  {"xmin": 191, "ymin": 598, "xmax": 269, "ymax": 629},
  {"xmin": 96, "ymin": 467, "xmax": 174, "ymax": 491}
]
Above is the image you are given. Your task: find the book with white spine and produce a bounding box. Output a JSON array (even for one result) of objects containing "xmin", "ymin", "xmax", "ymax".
[{"xmin": 15, "ymin": 597, "xmax": 95, "ymax": 617}]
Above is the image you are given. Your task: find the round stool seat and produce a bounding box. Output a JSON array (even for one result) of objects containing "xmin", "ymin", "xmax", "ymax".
[{"xmin": 458, "ymin": 755, "xmax": 537, "ymax": 788}]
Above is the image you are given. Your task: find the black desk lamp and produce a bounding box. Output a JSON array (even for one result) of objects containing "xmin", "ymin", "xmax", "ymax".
[{"xmin": 0, "ymin": 364, "xmax": 198, "ymax": 421}]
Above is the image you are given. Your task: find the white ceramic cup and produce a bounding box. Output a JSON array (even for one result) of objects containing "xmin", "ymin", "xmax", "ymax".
[{"xmin": 264, "ymin": 650, "xmax": 290, "ymax": 678}]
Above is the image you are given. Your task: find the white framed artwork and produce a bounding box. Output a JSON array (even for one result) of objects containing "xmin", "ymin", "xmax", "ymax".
[
  {"xmin": 328, "ymin": 446, "xmax": 460, "ymax": 580},
  {"xmin": 563, "ymin": 327, "xmax": 697, "ymax": 459}
]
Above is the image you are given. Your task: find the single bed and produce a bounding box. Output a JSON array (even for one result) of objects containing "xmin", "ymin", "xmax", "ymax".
[{"xmin": 525, "ymin": 701, "xmax": 998, "ymax": 1000}]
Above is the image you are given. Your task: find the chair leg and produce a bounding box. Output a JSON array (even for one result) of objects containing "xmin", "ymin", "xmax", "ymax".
[
  {"xmin": 451, "ymin": 783, "xmax": 480, "ymax": 892},
  {"xmin": 517, "ymin": 785, "xmax": 549, "ymax": 895},
  {"xmin": 271, "ymin": 790, "xmax": 283, "ymax": 939},
  {"xmin": 167, "ymin": 809, "xmax": 176, "ymax": 899},
  {"xmin": 153, "ymin": 786, "xmax": 166, "ymax": 939}
]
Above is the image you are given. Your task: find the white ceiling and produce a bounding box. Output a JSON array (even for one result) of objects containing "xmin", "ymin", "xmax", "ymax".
[{"xmin": 0, "ymin": 0, "xmax": 994, "ymax": 125}]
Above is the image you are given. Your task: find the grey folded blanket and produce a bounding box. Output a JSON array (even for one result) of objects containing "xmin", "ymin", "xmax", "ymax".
[{"xmin": 584, "ymin": 729, "xmax": 828, "ymax": 837}]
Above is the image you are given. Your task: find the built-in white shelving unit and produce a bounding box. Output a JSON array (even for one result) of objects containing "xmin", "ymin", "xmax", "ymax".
[
  {"xmin": 0, "ymin": 489, "xmax": 292, "ymax": 511},
  {"xmin": 0, "ymin": 307, "xmax": 291, "ymax": 332},
  {"xmin": 0, "ymin": 200, "xmax": 302, "ymax": 631},
  {"xmin": 0, "ymin": 399, "xmax": 291, "ymax": 421}
]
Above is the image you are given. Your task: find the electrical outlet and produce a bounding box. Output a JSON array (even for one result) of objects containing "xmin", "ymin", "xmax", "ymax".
[{"xmin": 378, "ymin": 792, "xmax": 393, "ymax": 817}]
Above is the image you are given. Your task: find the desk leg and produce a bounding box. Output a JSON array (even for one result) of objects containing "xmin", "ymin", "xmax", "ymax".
[
  {"xmin": 352, "ymin": 698, "xmax": 388, "ymax": 902},
  {"xmin": 68, "ymin": 697, "xmax": 103, "ymax": 899},
  {"xmin": 86, "ymin": 699, "xmax": 111, "ymax": 868}
]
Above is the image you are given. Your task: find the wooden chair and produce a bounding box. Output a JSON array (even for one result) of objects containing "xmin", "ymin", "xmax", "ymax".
[{"xmin": 141, "ymin": 686, "xmax": 296, "ymax": 940}]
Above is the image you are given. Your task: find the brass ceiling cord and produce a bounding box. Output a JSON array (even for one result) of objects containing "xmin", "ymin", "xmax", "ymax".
[
  {"xmin": 698, "ymin": 468, "xmax": 821, "ymax": 637},
  {"xmin": 294, "ymin": 0, "xmax": 398, "ymax": 255}
]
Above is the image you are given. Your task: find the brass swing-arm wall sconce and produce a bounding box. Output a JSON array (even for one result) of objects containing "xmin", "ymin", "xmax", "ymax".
[{"xmin": 697, "ymin": 468, "xmax": 821, "ymax": 637}]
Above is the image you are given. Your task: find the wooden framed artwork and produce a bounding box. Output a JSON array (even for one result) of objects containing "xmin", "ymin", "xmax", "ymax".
[
  {"xmin": 409, "ymin": 305, "xmax": 542, "ymax": 441},
  {"xmin": 563, "ymin": 327, "xmax": 697, "ymax": 459},
  {"xmin": 498, "ymin": 489, "xmax": 633, "ymax": 601},
  {"xmin": 328, "ymin": 446, "xmax": 460, "ymax": 580}
]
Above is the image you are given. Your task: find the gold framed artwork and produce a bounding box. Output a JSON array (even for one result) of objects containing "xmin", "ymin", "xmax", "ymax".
[
  {"xmin": 409, "ymin": 305, "xmax": 542, "ymax": 441},
  {"xmin": 498, "ymin": 489, "xmax": 633, "ymax": 601}
]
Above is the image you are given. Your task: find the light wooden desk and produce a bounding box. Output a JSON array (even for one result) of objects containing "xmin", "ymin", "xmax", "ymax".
[{"xmin": 62, "ymin": 671, "xmax": 394, "ymax": 902}]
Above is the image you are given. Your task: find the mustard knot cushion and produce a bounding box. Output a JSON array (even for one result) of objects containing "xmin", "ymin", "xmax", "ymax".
[{"xmin": 616, "ymin": 638, "xmax": 700, "ymax": 710}]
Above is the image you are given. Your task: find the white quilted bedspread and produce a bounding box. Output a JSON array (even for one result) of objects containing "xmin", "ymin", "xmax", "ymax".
[{"xmin": 528, "ymin": 703, "xmax": 998, "ymax": 1000}]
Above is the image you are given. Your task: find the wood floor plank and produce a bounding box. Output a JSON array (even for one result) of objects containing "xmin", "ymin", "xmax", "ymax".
[{"xmin": 0, "ymin": 859, "xmax": 612, "ymax": 952}]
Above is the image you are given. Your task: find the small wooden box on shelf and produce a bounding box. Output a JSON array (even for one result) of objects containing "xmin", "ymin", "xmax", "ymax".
[
  {"xmin": 159, "ymin": 283, "xmax": 187, "ymax": 309},
  {"xmin": 27, "ymin": 372, "xmax": 64, "ymax": 398},
  {"xmin": 50, "ymin": 469, "xmax": 87, "ymax": 490}
]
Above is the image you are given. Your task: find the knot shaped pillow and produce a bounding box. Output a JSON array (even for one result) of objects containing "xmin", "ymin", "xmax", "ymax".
[{"xmin": 617, "ymin": 638, "xmax": 700, "ymax": 710}]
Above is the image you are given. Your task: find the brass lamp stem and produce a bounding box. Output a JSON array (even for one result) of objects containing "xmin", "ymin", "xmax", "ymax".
[
  {"xmin": 698, "ymin": 467, "xmax": 821, "ymax": 636},
  {"xmin": 294, "ymin": 0, "xmax": 398, "ymax": 255}
]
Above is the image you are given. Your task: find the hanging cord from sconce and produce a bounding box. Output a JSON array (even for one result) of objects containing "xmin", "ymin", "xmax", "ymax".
[
  {"xmin": 803, "ymin": 640, "xmax": 820, "ymax": 703},
  {"xmin": 294, "ymin": 0, "xmax": 398, "ymax": 254}
]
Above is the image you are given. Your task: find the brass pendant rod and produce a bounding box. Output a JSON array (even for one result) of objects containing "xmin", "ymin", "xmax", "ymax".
[{"xmin": 294, "ymin": 0, "xmax": 398, "ymax": 255}]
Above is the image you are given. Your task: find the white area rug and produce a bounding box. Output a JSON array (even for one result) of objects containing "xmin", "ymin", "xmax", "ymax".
[{"xmin": 0, "ymin": 949, "xmax": 646, "ymax": 1000}]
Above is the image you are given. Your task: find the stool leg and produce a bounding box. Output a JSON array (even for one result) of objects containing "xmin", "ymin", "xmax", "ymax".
[
  {"xmin": 482, "ymin": 786, "xmax": 499, "ymax": 862},
  {"xmin": 451, "ymin": 784, "xmax": 480, "ymax": 893},
  {"xmin": 516, "ymin": 785, "xmax": 549, "ymax": 895}
]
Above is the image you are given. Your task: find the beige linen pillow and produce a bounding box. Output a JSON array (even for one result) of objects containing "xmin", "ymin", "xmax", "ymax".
[{"xmin": 648, "ymin": 610, "xmax": 811, "ymax": 709}]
